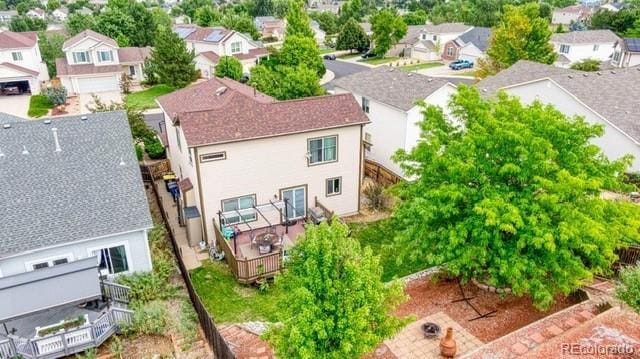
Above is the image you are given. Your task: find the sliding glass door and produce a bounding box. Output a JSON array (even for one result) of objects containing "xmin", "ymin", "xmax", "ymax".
[{"xmin": 281, "ymin": 186, "xmax": 306, "ymax": 220}]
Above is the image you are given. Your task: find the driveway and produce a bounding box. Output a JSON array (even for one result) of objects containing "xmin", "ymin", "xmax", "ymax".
[
  {"xmin": 0, "ymin": 94, "xmax": 30, "ymax": 118},
  {"xmin": 143, "ymin": 108, "xmax": 165, "ymax": 133},
  {"xmin": 78, "ymin": 91, "xmax": 122, "ymax": 113},
  {"xmin": 323, "ymin": 59, "xmax": 369, "ymax": 91}
]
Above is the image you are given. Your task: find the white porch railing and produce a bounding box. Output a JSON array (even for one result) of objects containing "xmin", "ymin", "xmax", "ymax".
[
  {"xmin": 0, "ymin": 338, "xmax": 16, "ymax": 359},
  {"xmin": 101, "ymin": 281, "xmax": 130, "ymax": 304}
]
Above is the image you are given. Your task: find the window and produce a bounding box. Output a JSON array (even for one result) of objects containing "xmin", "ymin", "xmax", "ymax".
[
  {"xmin": 362, "ymin": 97, "xmax": 370, "ymax": 113},
  {"xmin": 92, "ymin": 245, "xmax": 129, "ymax": 274},
  {"xmin": 129, "ymin": 65, "xmax": 136, "ymax": 76},
  {"xmin": 446, "ymin": 46, "xmax": 454, "ymax": 56},
  {"xmin": 97, "ymin": 50, "xmax": 113, "ymax": 62},
  {"xmin": 27, "ymin": 255, "xmax": 71, "ymax": 271},
  {"xmin": 281, "ymin": 186, "xmax": 306, "ymax": 219},
  {"xmin": 613, "ymin": 51, "xmax": 621, "ymax": 63},
  {"xmin": 326, "ymin": 177, "xmax": 341, "ymax": 196},
  {"xmin": 593, "ymin": 44, "xmax": 599, "ymax": 51},
  {"xmin": 308, "ymin": 135, "xmax": 337, "ymax": 165},
  {"xmin": 421, "ymin": 34, "xmax": 426, "ymax": 40},
  {"xmin": 11, "ymin": 52, "xmax": 23, "ymax": 61},
  {"xmin": 364, "ymin": 132, "xmax": 372, "ymax": 144},
  {"xmin": 175, "ymin": 127, "xmax": 182, "ymax": 151},
  {"xmin": 72, "ymin": 51, "xmax": 90, "ymax": 63},
  {"xmin": 231, "ymin": 41, "xmax": 242, "ymax": 53},
  {"xmin": 221, "ymin": 195, "xmax": 256, "ymax": 225},
  {"xmin": 200, "ymin": 151, "xmax": 226, "ymax": 162},
  {"xmin": 559, "ymin": 44, "xmax": 570, "ymax": 54},
  {"xmin": 432, "ymin": 35, "xmax": 437, "ymax": 41}
]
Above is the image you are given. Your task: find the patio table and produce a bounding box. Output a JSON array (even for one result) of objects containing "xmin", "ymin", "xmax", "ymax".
[{"xmin": 255, "ymin": 232, "xmax": 279, "ymax": 254}]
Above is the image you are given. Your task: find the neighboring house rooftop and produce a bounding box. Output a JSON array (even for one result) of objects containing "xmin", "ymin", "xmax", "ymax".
[
  {"xmin": 63, "ymin": 29, "xmax": 118, "ymax": 50},
  {"xmin": 424, "ymin": 22, "xmax": 473, "ymax": 34},
  {"xmin": 477, "ymin": 60, "xmax": 640, "ymax": 142},
  {"xmin": 117, "ymin": 46, "xmax": 151, "ymax": 63},
  {"xmin": 551, "ymin": 29, "xmax": 620, "ymax": 44},
  {"xmin": 173, "ymin": 25, "xmax": 234, "ymax": 43},
  {"xmin": 399, "ymin": 25, "xmax": 425, "ymax": 44},
  {"xmin": 55, "ymin": 7, "xmax": 69, "ymax": 14},
  {"xmin": 553, "ymin": 4, "xmax": 590, "ymax": 13},
  {"xmin": 0, "ymin": 31, "xmax": 37, "ymax": 49},
  {"xmin": 157, "ymin": 78, "xmax": 369, "ymax": 147},
  {"xmin": 0, "ymin": 111, "xmax": 152, "ymax": 258},
  {"xmin": 621, "ymin": 38, "xmax": 640, "ymax": 52},
  {"xmin": 332, "ymin": 66, "xmax": 452, "ymax": 111},
  {"xmin": 455, "ymin": 26, "xmax": 491, "ymax": 51}
]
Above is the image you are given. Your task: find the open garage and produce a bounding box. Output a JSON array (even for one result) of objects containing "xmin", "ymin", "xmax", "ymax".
[{"xmin": 0, "ymin": 80, "xmax": 31, "ymax": 96}]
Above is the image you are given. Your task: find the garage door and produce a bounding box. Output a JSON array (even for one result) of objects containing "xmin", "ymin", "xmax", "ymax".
[{"xmin": 76, "ymin": 76, "xmax": 119, "ymax": 93}]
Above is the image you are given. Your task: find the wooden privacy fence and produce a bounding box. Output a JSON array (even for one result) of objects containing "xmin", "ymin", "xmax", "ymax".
[
  {"xmin": 140, "ymin": 160, "xmax": 172, "ymax": 183},
  {"xmin": 364, "ymin": 159, "xmax": 403, "ymax": 187},
  {"xmin": 617, "ymin": 245, "xmax": 640, "ymax": 268}
]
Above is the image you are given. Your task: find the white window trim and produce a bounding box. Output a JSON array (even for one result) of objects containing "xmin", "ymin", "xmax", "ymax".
[
  {"xmin": 25, "ymin": 253, "xmax": 75, "ymax": 272},
  {"xmin": 72, "ymin": 51, "xmax": 90, "ymax": 64},
  {"xmin": 221, "ymin": 194, "xmax": 257, "ymax": 225},
  {"xmin": 86, "ymin": 241, "xmax": 132, "ymax": 276},
  {"xmin": 230, "ymin": 41, "xmax": 242, "ymax": 54},
  {"xmin": 307, "ymin": 135, "xmax": 338, "ymax": 165},
  {"xmin": 97, "ymin": 50, "xmax": 113, "ymax": 63},
  {"xmin": 11, "ymin": 51, "xmax": 23, "ymax": 61}
]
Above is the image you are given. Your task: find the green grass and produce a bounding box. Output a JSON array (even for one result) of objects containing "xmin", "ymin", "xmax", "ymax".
[
  {"xmin": 320, "ymin": 48, "xmax": 335, "ymax": 54},
  {"xmin": 348, "ymin": 219, "xmax": 431, "ymax": 282},
  {"xmin": 400, "ymin": 62, "xmax": 444, "ymax": 72},
  {"xmin": 190, "ymin": 260, "xmax": 285, "ymax": 323},
  {"xmin": 28, "ymin": 95, "xmax": 54, "ymax": 118},
  {"xmin": 125, "ymin": 84, "xmax": 175, "ymax": 111},
  {"xmin": 358, "ymin": 56, "xmax": 400, "ymax": 65},
  {"xmin": 337, "ymin": 52, "xmax": 361, "ymax": 60}
]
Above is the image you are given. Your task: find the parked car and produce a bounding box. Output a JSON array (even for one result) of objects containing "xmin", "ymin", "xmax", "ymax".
[
  {"xmin": 323, "ymin": 54, "xmax": 337, "ymax": 60},
  {"xmin": 2, "ymin": 86, "xmax": 21, "ymax": 95},
  {"xmin": 449, "ymin": 59, "xmax": 474, "ymax": 70},
  {"xmin": 361, "ymin": 51, "xmax": 377, "ymax": 59}
]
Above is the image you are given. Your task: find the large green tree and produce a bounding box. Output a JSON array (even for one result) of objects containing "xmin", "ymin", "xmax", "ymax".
[
  {"xmin": 276, "ymin": 35, "xmax": 325, "ymax": 76},
  {"xmin": 65, "ymin": 13, "xmax": 96, "ymax": 35},
  {"xmin": 339, "ymin": 0, "xmax": 365, "ymax": 24},
  {"xmin": 250, "ymin": 63, "xmax": 324, "ymax": 100},
  {"xmin": 215, "ymin": 56, "xmax": 243, "ymax": 80},
  {"xmin": 285, "ymin": 0, "xmax": 315, "ymax": 38},
  {"xmin": 38, "ymin": 31, "xmax": 66, "ymax": 77},
  {"xmin": 9, "ymin": 15, "xmax": 46, "ymax": 31},
  {"xmin": 392, "ymin": 86, "xmax": 640, "ymax": 309},
  {"xmin": 335, "ymin": 18, "xmax": 369, "ymax": 53},
  {"xmin": 480, "ymin": 3, "xmax": 555, "ymax": 76},
  {"xmin": 402, "ymin": 9, "xmax": 427, "ymax": 25},
  {"xmin": 147, "ymin": 26, "xmax": 198, "ymax": 88},
  {"xmin": 269, "ymin": 220, "xmax": 406, "ymax": 359},
  {"xmin": 370, "ymin": 9, "xmax": 407, "ymax": 57},
  {"xmin": 194, "ymin": 5, "xmax": 221, "ymax": 26},
  {"xmin": 310, "ymin": 11, "xmax": 340, "ymax": 34}
]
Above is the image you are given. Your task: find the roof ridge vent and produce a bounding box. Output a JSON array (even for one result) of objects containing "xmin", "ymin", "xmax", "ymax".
[
  {"xmin": 52, "ymin": 127, "xmax": 61, "ymax": 152},
  {"xmin": 22, "ymin": 145, "xmax": 29, "ymax": 155},
  {"xmin": 216, "ymin": 86, "xmax": 228, "ymax": 96}
]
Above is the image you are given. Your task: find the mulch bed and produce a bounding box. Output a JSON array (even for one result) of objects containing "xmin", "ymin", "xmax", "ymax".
[{"xmin": 396, "ymin": 275, "xmax": 582, "ymax": 343}]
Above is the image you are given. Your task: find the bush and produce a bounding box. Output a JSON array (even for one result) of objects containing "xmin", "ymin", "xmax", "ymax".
[
  {"xmin": 43, "ymin": 86, "xmax": 68, "ymax": 106},
  {"xmin": 570, "ymin": 58, "xmax": 600, "ymax": 72},
  {"xmin": 124, "ymin": 301, "xmax": 168, "ymax": 336},
  {"xmin": 144, "ymin": 137, "xmax": 166, "ymax": 159},
  {"xmin": 135, "ymin": 144, "xmax": 144, "ymax": 161},
  {"xmin": 363, "ymin": 181, "xmax": 389, "ymax": 211},
  {"xmin": 617, "ymin": 264, "xmax": 640, "ymax": 313}
]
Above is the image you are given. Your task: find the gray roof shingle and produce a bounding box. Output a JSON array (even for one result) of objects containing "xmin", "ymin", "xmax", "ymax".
[
  {"xmin": 0, "ymin": 111, "xmax": 152, "ymax": 258},
  {"xmin": 477, "ymin": 60, "xmax": 640, "ymax": 142},
  {"xmin": 332, "ymin": 66, "xmax": 452, "ymax": 111},
  {"xmin": 551, "ymin": 30, "xmax": 620, "ymax": 44},
  {"xmin": 424, "ymin": 23, "xmax": 472, "ymax": 34},
  {"xmin": 456, "ymin": 27, "xmax": 491, "ymax": 51}
]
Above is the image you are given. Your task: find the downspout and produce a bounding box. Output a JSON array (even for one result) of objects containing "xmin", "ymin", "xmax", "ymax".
[
  {"xmin": 194, "ymin": 147, "xmax": 208, "ymax": 244},
  {"xmin": 357, "ymin": 124, "xmax": 364, "ymax": 214}
]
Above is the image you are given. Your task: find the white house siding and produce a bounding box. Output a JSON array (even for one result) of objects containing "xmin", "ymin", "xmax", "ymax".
[
  {"xmin": 0, "ymin": 229, "xmax": 152, "ymax": 278},
  {"xmin": 0, "ymin": 46, "xmax": 43, "ymax": 74},
  {"xmin": 459, "ymin": 44, "xmax": 485, "ymax": 62},
  {"xmin": 411, "ymin": 46, "xmax": 439, "ymax": 61},
  {"xmin": 503, "ymin": 80, "xmax": 640, "ymax": 172},
  {"xmin": 195, "ymin": 56, "xmax": 215, "ymax": 78},
  {"xmin": 0, "ymin": 65, "xmax": 41, "ymax": 94},
  {"xmin": 553, "ymin": 42, "xmax": 616, "ymax": 64},
  {"xmin": 190, "ymin": 126, "xmax": 362, "ymax": 241},
  {"xmin": 405, "ymin": 85, "xmax": 457, "ymax": 153}
]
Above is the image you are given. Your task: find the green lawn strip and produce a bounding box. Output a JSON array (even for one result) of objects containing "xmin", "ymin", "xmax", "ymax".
[
  {"xmin": 358, "ymin": 56, "xmax": 400, "ymax": 65},
  {"xmin": 190, "ymin": 260, "xmax": 285, "ymax": 323},
  {"xmin": 320, "ymin": 48, "xmax": 335, "ymax": 54},
  {"xmin": 337, "ymin": 53, "xmax": 361, "ymax": 60},
  {"xmin": 399, "ymin": 62, "xmax": 444, "ymax": 72},
  {"xmin": 125, "ymin": 84, "xmax": 175, "ymax": 111},
  {"xmin": 28, "ymin": 95, "xmax": 54, "ymax": 118},
  {"xmin": 348, "ymin": 219, "xmax": 431, "ymax": 282}
]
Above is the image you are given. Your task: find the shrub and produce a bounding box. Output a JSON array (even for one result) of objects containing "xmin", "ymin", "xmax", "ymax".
[
  {"xmin": 617, "ymin": 264, "xmax": 640, "ymax": 313},
  {"xmin": 43, "ymin": 86, "xmax": 68, "ymax": 106},
  {"xmin": 363, "ymin": 181, "xmax": 388, "ymax": 211},
  {"xmin": 135, "ymin": 144, "xmax": 144, "ymax": 161},
  {"xmin": 570, "ymin": 58, "xmax": 600, "ymax": 72},
  {"xmin": 144, "ymin": 137, "xmax": 166, "ymax": 159},
  {"xmin": 120, "ymin": 73, "xmax": 133, "ymax": 94},
  {"xmin": 109, "ymin": 336, "xmax": 124, "ymax": 359},
  {"xmin": 124, "ymin": 301, "xmax": 168, "ymax": 336}
]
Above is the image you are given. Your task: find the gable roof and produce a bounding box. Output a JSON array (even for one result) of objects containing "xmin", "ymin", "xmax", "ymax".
[
  {"xmin": 173, "ymin": 25, "xmax": 233, "ymax": 43},
  {"xmin": 157, "ymin": 78, "xmax": 369, "ymax": 147},
  {"xmin": 117, "ymin": 46, "xmax": 151, "ymax": 63},
  {"xmin": 424, "ymin": 22, "xmax": 472, "ymax": 34},
  {"xmin": 63, "ymin": 29, "xmax": 117, "ymax": 50},
  {"xmin": 551, "ymin": 29, "xmax": 620, "ymax": 44},
  {"xmin": 553, "ymin": 4, "xmax": 590, "ymax": 13},
  {"xmin": 332, "ymin": 66, "xmax": 452, "ymax": 111},
  {"xmin": 399, "ymin": 25, "xmax": 425, "ymax": 44},
  {"xmin": 0, "ymin": 31, "xmax": 37, "ymax": 49},
  {"xmin": 477, "ymin": 60, "xmax": 640, "ymax": 142},
  {"xmin": 455, "ymin": 27, "xmax": 491, "ymax": 51},
  {"xmin": 0, "ymin": 111, "xmax": 152, "ymax": 258}
]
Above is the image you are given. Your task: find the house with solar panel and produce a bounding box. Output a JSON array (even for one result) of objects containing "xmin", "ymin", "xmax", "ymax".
[
  {"xmin": 612, "ymin": 38, "xmax": 640, "ymax": 68},
  {"xmin": 173, "ymin": 25, "xmax": 269, "ymax": 78},
  {"xmin": 551, "ymin": 30, "xmax": 620, "ymax": 68},
  {"xmin": 0, "ymin": 111, "xmax": 153, "ymax": 358}
]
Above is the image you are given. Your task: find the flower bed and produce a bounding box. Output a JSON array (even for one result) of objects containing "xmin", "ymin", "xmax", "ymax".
[{"xmin": 36, "ymin": 315, "xmax": 88, "ymax": 337}]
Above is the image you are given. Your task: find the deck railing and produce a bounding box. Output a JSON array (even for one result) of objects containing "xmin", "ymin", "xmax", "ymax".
[
  {"xmin": 101, "ymin": 281, "xmax": 130, "ymax": 304},
  {"xmin": 0, "ymin": 338, "xmax": 16, "ymax": 359}
]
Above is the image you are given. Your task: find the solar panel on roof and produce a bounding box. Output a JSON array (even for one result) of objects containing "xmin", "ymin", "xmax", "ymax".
[
  {"xmin": 205, "ymin": 30, "xmax": 225, "ymax": 42},
  {"xmin": 626, "ymin": 38, "xmax": 640, "ymax": 52},
  {"xmin": 174, "ymin": 27, "xmax": 196, "ymax": 39}
]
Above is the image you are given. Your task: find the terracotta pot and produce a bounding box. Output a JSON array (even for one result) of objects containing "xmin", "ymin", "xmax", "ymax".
[{"xmin": 440, "ymin": 327, "xmax": 457, "ymax": 358}]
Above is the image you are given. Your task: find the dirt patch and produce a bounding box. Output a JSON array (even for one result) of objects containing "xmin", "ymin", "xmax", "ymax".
[
  {"xmin": 122, "ymin": 335, "xmax": 174, "ymax": 359},
  {"xmin": 396, "ymin": 275, "xmax": 582, "ymax": 343}
]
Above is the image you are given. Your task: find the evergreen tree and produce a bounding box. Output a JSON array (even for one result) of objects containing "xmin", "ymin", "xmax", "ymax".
[
  {"xmin": 336, "ymin": 18, "xmax": 369, "ymax": 52},
  {"xmin": 148, "ymin": 27, "xmax": 198, "ymax": 88}
]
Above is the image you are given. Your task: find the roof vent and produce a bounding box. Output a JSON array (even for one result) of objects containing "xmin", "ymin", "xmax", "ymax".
[
  {"xmin": 3, "ymin": 123, "xmax": 10, "ymax": 129},
  {"xmin": 427, "ymin": 78, "xmax": 433, "ymax": 82},
  {"xmin": 119, "ymin": 156, "xmax": 126, "ymax": 166},
  {"xmin": 611, "ymin": 70, "xmax": 616, "ymax": 74},
  {"xmin": 80, "ymin": 115, "xmax": 88, "ymax": 121},
  {"xmin": 44, "ymin": 119, "xmax": 51, "ymax": 124},
  {"xmin": 22, "ymin": 146, "xmax": 29, "ymax": 155},
  {"xmin": 0, "ymin": 149, "xmax": 4, "ymax": 158},
  {"xmin": 407, "ymin": 73, "xmax": 413, "ymax": 77},
  {"xmin": 596, "ymin": 71, "xmax": 602, "ymax": 75},
  {"xmin": 568, "ymin": 75, "xmax": 573, "ymax": 79},
  {"xmin": 215, "ymin": 86, "xmax": 228, "ymax": 96},
  {"xmin": 582, "ymin": 73, "xmax": 588, "ymax": 77}
]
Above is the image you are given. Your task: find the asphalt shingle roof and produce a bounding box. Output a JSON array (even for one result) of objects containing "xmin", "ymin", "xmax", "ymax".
[
  {"xmin": 477, "ymin": 60, "xmax": 640, "ymax": 142},
  {"xmin": 456, "ymin": 27, "xmax": 491, "ymax": 51},
  {"xmin": 332, "ymin": 66, "xmax": 452, "ymax": 111},
  {"xmin": 551, "ymin": 30, "xmax": 620, "ymax": 44},
  {"xmin": 424, "ymin": 23, "xmax": 472, "ymax": 34},
  {"xmin": 0, "ymin": 111, "xmax": 152, "ymax": 258},
  {"xmin": 63, "ymin": 29, "xmax": 117, "ymax": 50}
]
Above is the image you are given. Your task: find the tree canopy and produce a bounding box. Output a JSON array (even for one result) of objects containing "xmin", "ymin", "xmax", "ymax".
[
  {"xmin": 336, "ymin": 18, "xmax": 369, "ymax": 52},
  {"xmin": 269, "ymin": 220, "xmax": 406, "ymax": 359},
  {"xmin": 285, "ymin": 0, "xmax": 315, "ymax": 38},
  {"xmin": 38, "ymin": 31, "xmax": 66, "ymax": 77},
  {"xmin": 392, "ymin": 86, "xmax": 640, "ymax": 309},
  {"xmin": 370, "ymin": 9, "xmax": 407, "ymax": 57},
  {"xmin": 215, "ymin": 56, "xmax": 243, "ymax": 80},
  {"xmin": 570, "ymin": 58, "xmax": 600, "ymax": 72},
  {"xmin": 9, "ymin": 15, "xmax": 46, "ymax": 32},
  {"xmin": 147, "ymin": 26, "xmax": 198, "ymax": 88}
]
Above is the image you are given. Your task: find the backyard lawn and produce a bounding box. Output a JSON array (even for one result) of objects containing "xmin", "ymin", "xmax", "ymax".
[
  {"xmin": 190, "ymin": 260, "xmax": 285, "ymax": 323},
  {"xmin": 125, "ymin": 84, "xmax": 175, "ymax": 111},
  {"xmin": 400, "ymin": 62, "xmax": 444, "ymax": 72},
  {"xmin": 358, "ymin": 56, "xmax": 400, "ymax": 65},
  {"xmin": 27, "ymin": 95, "xmax": 54, "ymax": 118}
]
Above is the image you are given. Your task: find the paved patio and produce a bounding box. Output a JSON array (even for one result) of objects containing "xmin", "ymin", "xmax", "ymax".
[
  {"xmin": 3, "ymin": 303, "xmax": 106, "ymax": 338},
  {"xmin": 384, "ymin": 312, "xmax": 483, "ymax": 358}
]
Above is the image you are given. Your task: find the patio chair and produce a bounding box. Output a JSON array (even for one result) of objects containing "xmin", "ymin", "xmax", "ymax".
[{"xmin": 250, "ymin": 232, "xmax": 257, "ymax": 249}]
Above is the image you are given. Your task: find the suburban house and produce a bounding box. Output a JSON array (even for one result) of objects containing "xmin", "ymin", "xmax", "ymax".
[
  {"xmin": 254, "ymin": 16, "xmax": 285, "ymax": 40},
  {"xmin": 332, "ymin": 66, "xmax": 457, "ymax": 177},
  {"xmin": 441, "ymin": 26, "xmax": 491, "ymax": 62},
  {"xmin": 551, "ymin": 5, "xmax": 592, "ymax": 25},
  {"xmin": 600, "ymin": 2, "xmax": 624, "ymax": 11},
  {"xmin": 477, "ymin": 60, "xmax": 640, "ymax": 172},
  {"xmin": 551, "ymin": 29, "xmax": 620, "ymax": 67},
  {"xmin": 0, "ymin": 31, "xmax": 49, "ymax": 95},
  {"xmin": 26, "ymin": 8, "xmax": 46, "ymax": 20},
  {"xmin": 612, "ymin": 38, "xmax": 640, "ymax": 68},
  {"xmin": 51, "ymin": 7, "xmax": 68, "ymax": 21},
  {"xmin": 0, "ymin": 111, "xmax": 152, "ymax": 358},
  {"xmin": 174, "ymin": 25, "xmax": 269, "ymax": 76},
  {"xmin": 55, "ymin": 30, "xmax": 150, "ymax": 94},
  {"xmin": 156, "ymin": 77, "xmax": 368, "ymax": 282},
  {"xmin": 311, "ymin": 20, "xmax": 326, "ymax": 45},
  {"xmin": 0, "ymin": 10, "xmax": 18, "ymax": 22},
  {"xmin": 398, "ymin": 23, "xmax": 473, "ymax": 60}
]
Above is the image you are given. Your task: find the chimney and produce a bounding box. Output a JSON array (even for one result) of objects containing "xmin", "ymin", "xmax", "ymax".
[{"xmin": 52, "ymin": 128, "xmax": 61, "ymax": 152}]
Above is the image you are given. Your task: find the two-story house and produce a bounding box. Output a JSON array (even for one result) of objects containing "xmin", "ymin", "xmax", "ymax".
[
  {"xmin": 26, "ymin": 8, "xmax": 46, "ymax": 20},
  {"xmin": 0, "ymin": 111, "xmax": 152, "ymax": 359},
  {"xmin": 441, "ymin": 27, "xmax": 491, "ymax": 62},
  {"xmin": 254, "ymin": 16, "xmax": 285, "ymax": 40},
  {"xmin": 333, "ymin": 66, "xmax": 457, "ymax": 177},
  {"xmin": 551, "ymin": 5, "xmax": 592, "ymax": 25},
  {"xmin": 399, "ymin": 23, "xmax": 473, "ymax": 61},
  {"xmin": 157, "ymin": 77, "xmax": 367, "ymax": 250},
  {"xmin": 56, "ymin": 30, "xmax": 150, "ymax": 94},
  {"xmin": 0, "ymin": 31, "xmax": 49, "ymax": 94},
  {"xmin": 174, "ymin": 25, "xmax": 269, "ymax": 77},
  {"xmin": 51, "ymin": 7, "xmax": 69, "ymax": 21},
  {"xmin": 612, "ymin": 38, "xmax": 640, "ymax": 68},
  {"xmin": 551, "ymin": 29, "xmax": 620, "ymax": 67}
]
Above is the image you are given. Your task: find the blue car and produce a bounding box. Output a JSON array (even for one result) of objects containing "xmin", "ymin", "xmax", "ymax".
[{"xmin": 449, "ymin": 59, "xmax": 474, "ymax": 70}]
